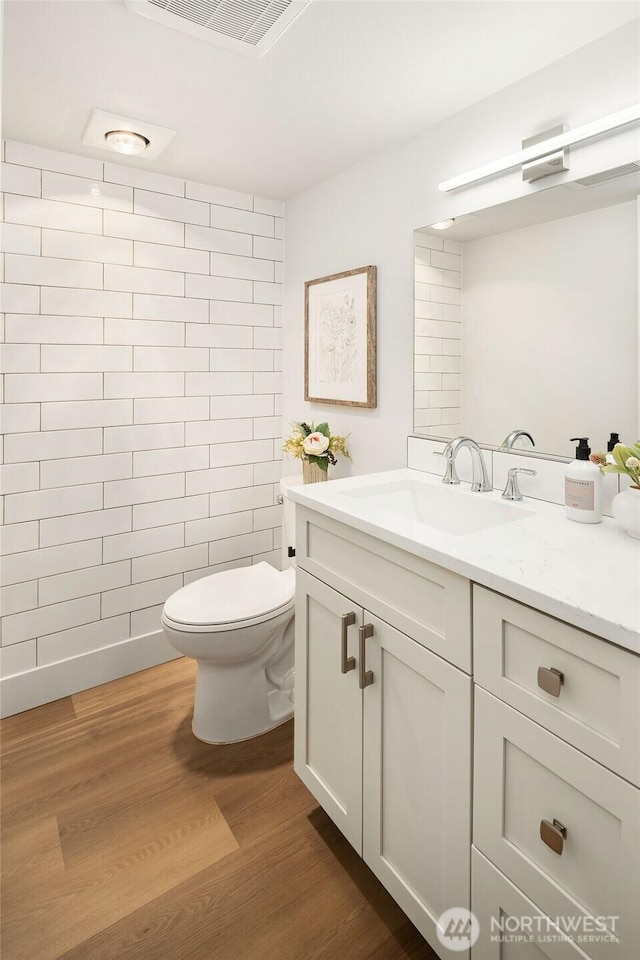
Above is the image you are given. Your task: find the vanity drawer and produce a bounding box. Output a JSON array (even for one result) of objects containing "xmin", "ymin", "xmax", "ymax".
[
  {"xmin": 474, "ymin": 689, "xmax": 640, "ymax": 959},
  {"xmin": 473, "ymin": 587, "xmax": 640, "ymax": 785},
  {"xmin": 296, "ymin": 506, "xmax": 472, "ymax": 671},
  {"xmin": 472, "ymin": 847, "xmax": 592, "ymax": 959}
]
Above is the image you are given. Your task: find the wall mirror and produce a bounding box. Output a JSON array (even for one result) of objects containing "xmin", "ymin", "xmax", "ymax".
[{"xmin": 413, "ymin": 167, "xmax": 639, "ymax": 460}]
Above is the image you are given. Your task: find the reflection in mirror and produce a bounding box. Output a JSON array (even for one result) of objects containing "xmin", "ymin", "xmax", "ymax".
[{"xmin": 414, "ymin": 168, "xmax": 639, "ymax": 459}]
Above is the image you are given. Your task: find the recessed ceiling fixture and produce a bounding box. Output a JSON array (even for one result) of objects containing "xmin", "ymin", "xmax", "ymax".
[
  {"xmin": 430, "ymin": 219, "xmax": 455, "ymax": 230},
  {"xmin": 82, "ymin": 109, "xmax": 176, "ymax": 160},
  {"xmin": 124, "ymin": 0, "xmax": 313, "ymax": 58},
  {"xmin": 105, "ymin": 130, "xmax": 150, "ymax": 155},
  {"xmin": 439, "ymin": 103, "xmax": 640, "ymax": 192}
]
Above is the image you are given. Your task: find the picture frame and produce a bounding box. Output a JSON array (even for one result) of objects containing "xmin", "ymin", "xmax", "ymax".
[{"xmin": 304, "ymin": 265, "xmax": 377, "ymax": 408}]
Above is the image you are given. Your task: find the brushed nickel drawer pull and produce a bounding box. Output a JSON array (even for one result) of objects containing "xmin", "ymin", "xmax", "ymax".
[
  {"xmin": 359, "ymin": 624, "xmax": 374, "ymax": 689},
  {"xmin": 537, "ymin": 666, "xmax": 565, "ymax": 697},
  {"xmin": 340, "ymin": 612, "xmax": 356, "ymax": 674},
  {"xmin": 540, "ymin": 818, "xmax": 567, "ymax": 855}
]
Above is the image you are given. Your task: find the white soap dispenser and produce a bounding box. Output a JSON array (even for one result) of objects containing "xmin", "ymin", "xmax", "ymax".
[{"xmin": 564, "ymin": 437, "xmax": 602, "ymax": 524}]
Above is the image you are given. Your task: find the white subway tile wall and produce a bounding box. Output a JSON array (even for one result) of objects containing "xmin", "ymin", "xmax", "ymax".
[
  {"xmin": 414, "ymin": 234, "xmax": 462, "ymax": 437},
  {"xmin": 0, "ymin": 141, "xmax": 284, "ymax": 680}
]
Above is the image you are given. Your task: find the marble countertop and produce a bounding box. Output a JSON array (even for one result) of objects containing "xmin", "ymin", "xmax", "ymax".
[{"xmin": 288, "ymin": 468, "xmax": 640, "ymax": 654}]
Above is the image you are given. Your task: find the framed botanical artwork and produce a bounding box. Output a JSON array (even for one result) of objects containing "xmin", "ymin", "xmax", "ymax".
[{"xmin": 304, "ymin": 265, "xmax": 377, "ymax": 408}]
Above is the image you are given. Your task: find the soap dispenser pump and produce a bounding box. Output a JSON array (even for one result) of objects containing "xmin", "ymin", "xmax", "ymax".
[
  {"xmin": 564, "ymin": 437, "xmax": 602, "ymax": 524},
  {"xmin": 608, "ymin": 433, "xmax": 620, "ymax": 452}
]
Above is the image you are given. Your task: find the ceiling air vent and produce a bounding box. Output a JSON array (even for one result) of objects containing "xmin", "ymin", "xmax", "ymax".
[
  {"xmin": 124, "ymin": 0, "xmax": 313, "ymax": 57},
  {"xmin": 573, "ymin": 162, "xmax": 640, "ymax": 188}
]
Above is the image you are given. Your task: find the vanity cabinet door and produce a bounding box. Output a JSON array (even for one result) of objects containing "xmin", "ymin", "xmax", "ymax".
[
  {"xmin": 362, "ymin": 611, "xmax": 472, "ymax": 958},
  {"xmin": 294, "ymin": 568, "xmax": 364, "ymax": 854}
]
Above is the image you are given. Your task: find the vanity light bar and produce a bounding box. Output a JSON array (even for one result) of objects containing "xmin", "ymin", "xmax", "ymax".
[{"xmin": 438, "ymin": 103, "xmax": 640, "ymax": 192}]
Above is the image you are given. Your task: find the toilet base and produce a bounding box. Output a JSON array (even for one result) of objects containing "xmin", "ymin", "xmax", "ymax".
[
  {"xmin": 191, "ymin": 662, "xmax": 295, "ymax": 744},
  {"xmin": 186, "ymin": 614, "xmax": 295, "ymax": 744},
  {"xmin": 191, "ymin": 705, "xmax": 294, "ymax": 745}
]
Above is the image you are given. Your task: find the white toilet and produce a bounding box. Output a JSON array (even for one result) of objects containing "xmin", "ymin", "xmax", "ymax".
[{"xmin": 161, "ymin": 478, "xmax": 298, "ymax": 744}]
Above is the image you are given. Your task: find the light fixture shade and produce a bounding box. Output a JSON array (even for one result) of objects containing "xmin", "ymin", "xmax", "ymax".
[
  {"xmin": 439, "ymin": 103, "xmax": 640, "ymax": 192},
  {"xmin": 430, "ymin": 219, "xmax": 455, "ymax": 230},
  {"xmin": 105, "ymin": 130, "xmax": 150, "ymax": 156}
]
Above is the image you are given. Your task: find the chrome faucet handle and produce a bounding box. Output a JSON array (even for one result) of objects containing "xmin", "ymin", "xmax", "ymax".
[
  {"xmin": 502, "ymin": 467, "xmax": 537, "ymax": 501},
  {"xmin": 435, "ymin": 445, "xmax": 460, "ymax": 485}
]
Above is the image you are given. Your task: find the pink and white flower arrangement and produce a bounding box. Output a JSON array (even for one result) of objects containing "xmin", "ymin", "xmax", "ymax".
[{"xmin": 283, "ymin": 421, "xmax": 350, "ymax": 475}]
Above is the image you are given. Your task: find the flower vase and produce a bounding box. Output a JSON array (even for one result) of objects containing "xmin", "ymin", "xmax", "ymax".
[
  {"xmin": 611, "ymin": 486, "xmax": 640, "ymax": 539},
  {"xmin": 302, "ymin": 460, "xmax": 328, "ymax": 484}
]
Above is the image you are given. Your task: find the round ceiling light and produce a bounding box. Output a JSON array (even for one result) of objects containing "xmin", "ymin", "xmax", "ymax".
[
  {"xmin": 104, "ymin": 130, "xmax": 150, "ymax": 156},
  {"xmin": 430, "ymin": 219, "xmax": 455, "ymax": 231}
]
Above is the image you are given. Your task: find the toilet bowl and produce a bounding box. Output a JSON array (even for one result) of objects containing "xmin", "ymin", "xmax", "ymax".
[{"xmin": 161, "ymin": 477, "xmax": 300, "ymax": 744}]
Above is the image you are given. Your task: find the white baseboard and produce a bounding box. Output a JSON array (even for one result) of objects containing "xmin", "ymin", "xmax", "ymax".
[{"xmin": 0, "ymin": 631, "xmax": 182, "ymax": 719}]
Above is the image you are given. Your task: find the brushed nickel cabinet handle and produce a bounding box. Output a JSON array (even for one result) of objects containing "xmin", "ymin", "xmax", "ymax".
[
  {"xmin": 537, "ymin": 666, "xmax": 564, "ymax": 697},
  {"xmin": 540, "ymin": 818, "xmax": 567, "ymax": 855},
  {"xmin": 359, "ymin": 624, "xmax": 374, "ymax": 689},
  {"xmin": 340, "ymin": 612, "xmax": 356, "ymax": 674}
]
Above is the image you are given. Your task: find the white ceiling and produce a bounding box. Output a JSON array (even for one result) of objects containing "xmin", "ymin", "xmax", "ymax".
[{"xmin": 2, "ymin": 1, "xmax": 638, "ymax": 199}]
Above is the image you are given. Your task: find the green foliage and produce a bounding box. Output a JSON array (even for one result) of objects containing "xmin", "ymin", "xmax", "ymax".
[
  {"xmin": 295, "ymin": 421, "xmax": 312, "ymax": 437},
  {"xmin": 594, "ymin": 440, "xmax": 640, "ymax": 487}
]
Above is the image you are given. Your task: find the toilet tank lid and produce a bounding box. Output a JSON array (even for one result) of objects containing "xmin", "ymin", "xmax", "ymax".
[{"xmin": 163, "ymin": 562, "xmax": 295, "ymax": 627}]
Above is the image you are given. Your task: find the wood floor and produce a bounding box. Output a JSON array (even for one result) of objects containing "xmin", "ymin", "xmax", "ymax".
[{"xmin": 1, "ymin": 658, "xmax": 438, "ymax": 960}]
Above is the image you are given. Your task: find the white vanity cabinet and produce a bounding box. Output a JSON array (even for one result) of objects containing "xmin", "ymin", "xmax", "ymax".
[
  {"xmin": 472, "ymin": 587, "xmax": 640, "ymax": 960},
  {"xmin": 292, "ymin": 501, "xmax": 640, "ymax": 960},
  {"xmin": 294, "ymin": 507, "xmax": 473, "ymax": 957}
]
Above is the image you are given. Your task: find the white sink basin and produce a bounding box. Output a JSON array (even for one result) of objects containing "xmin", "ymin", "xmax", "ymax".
[{"xmin": 340, "ymin": 478, "xmax": 533, "ymax": 535}]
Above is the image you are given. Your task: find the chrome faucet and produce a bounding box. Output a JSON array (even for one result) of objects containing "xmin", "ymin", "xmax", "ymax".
[
  {"xmin": 502, "ymin": 467, "xmax": 537, "ymax": 501},
  {"xmin": 438, "ymin": 437, "xmax": 492, "ymax": 492},
  {"xmin": 501, "ymin": 429, "xmax": 535, "ymax": 449}
]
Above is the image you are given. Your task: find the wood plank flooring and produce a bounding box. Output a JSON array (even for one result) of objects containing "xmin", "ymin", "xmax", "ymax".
[{"xmin": 1, "ymin": 658, "xmax": 437, "ymax": 960}]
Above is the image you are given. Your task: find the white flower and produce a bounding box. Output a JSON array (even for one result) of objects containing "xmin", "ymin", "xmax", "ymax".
[
  {"xmin": 626, "ymin": 456, "xmax": 640, "ymax": 470},
  {"xmin": 302, "ymin": 432, "xmax": 329, "ymax": 456},
  {"xmin": 605, "ymin": 454, "xmax": 616, "ymax": 465}
]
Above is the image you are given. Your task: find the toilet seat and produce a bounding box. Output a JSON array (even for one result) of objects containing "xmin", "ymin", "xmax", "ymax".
[{"xmin": 162, "ymin": 562, "xmax": 295, "ymax": 634}]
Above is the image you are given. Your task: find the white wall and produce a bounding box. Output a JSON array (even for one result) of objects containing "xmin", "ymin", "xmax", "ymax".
[
  {"xmin": 462, "ymin": 201, "xmax": 637, "ymax": 456},
  {"xmin": 284, "ymin": 22, "xmax": 640, "ymax": 477},
  {"xmin": 0, "ymin": 141, "xmax": 284, "ymax": 714}
]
